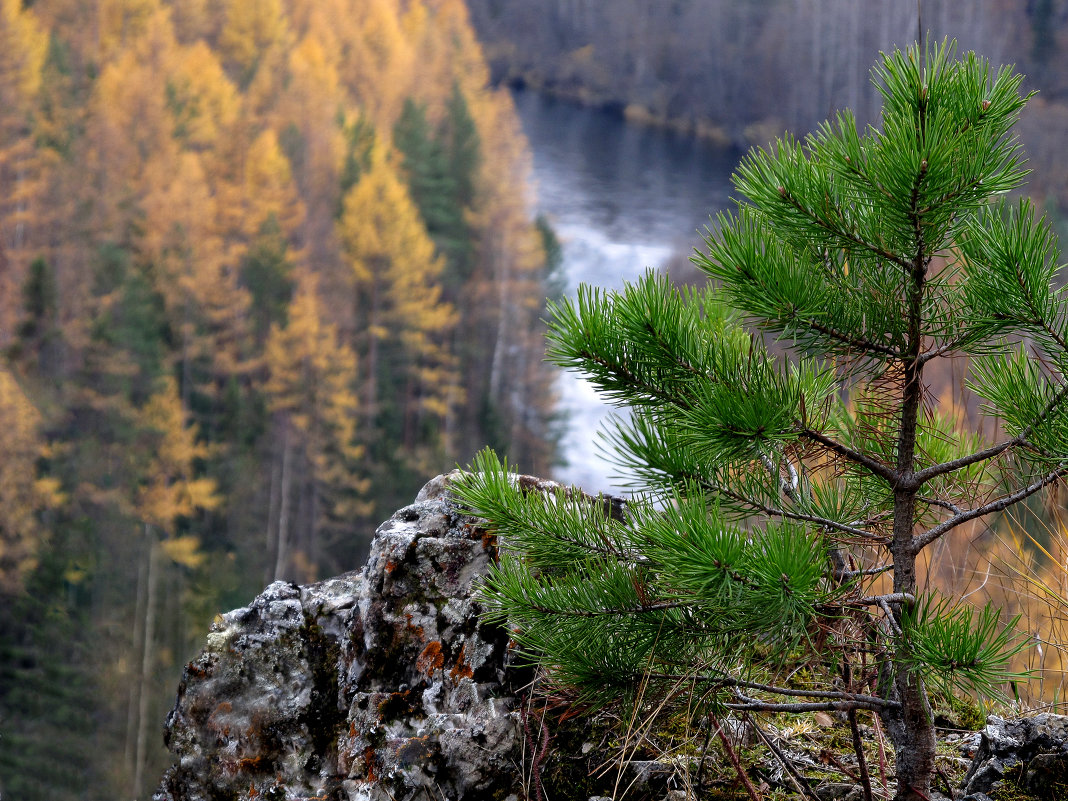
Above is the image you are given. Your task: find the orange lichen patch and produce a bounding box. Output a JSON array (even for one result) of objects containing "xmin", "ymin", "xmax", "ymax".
[
  {"xmin": 449, "ymin": 644, "xmax": 473, "ymax": 680},
  {"xmin": 403, "ymin": 613, "xmax": 426, "ymax": 641},
  {"xmin": 247, "ymin": 783, "xmax": 258, "ymax": 798},
  {"xmin": 364, "ymin": 746, "xmax": 379, "ymax": 782},
  {"xmin": 236, "ymin": 756, "xmax": 269, "ymax": 771},
  {"xmin": 480, "ymin": 531, "xmax": 497, "ymax": 551},
  {"xmin": 349, "ymin": 720, "xmax": 357, "ymax": 738},
  {"xmin": 207, "ymin": 701, "xmax": 235, "ymax": 737},
  {"xmin": 416, "ymin": 640, "xmax": 444, "ymax": 675},
  {"xmin": 384, "ymin": 559, "xmax": 398, "ymax": 573}
]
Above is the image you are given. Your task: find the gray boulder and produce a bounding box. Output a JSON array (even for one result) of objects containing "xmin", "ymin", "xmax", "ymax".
[
  {"xmin": 961, "ymin": 713, "xmax": 1068, "ymax": 801},
  {"xmin": 154, "ymin": 471, "xmax": 523, "ymax": 801}
]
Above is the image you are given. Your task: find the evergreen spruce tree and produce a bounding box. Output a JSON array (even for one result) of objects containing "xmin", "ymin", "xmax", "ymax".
[{"xmin": 455, "ymin": 42, "xmax": 1056, "ymax": 801}]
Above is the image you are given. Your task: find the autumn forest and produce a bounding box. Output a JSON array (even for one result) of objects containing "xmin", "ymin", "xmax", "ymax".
[{"xmin": 0, "ymin": 0, "xmax": 561, "ymax": 796}]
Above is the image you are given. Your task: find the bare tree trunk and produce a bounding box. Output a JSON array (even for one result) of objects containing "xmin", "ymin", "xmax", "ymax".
[
  {"xmin": 265, "ymin": 431, "xmax": 283, "ymax": 585},
  {"xmin": 274, "ymin": 424, "xmax": 294, "ymax": 581},
  {"xmin": 133, "ymin": 527, "xmax": 160, "ymax": 798},
  {"xmin": 489, "ymin": 228, "xmax": 512, "ymax": 403},
  {"xmin": 124, "ymin": 534, "xmax": 149, "ymax": 790}
]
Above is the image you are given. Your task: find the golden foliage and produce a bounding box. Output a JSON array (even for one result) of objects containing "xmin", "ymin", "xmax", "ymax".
[
  {"xmin": 219, "ymin": 0, "xmax": 289, "ymax": 80},
  {"xmin": 0, "ymin": 366, "xmax": 63, "ymax": 594},
  {"xmin": 135, "ymin": 376, "xmax": 220, "ymax": 534},
  {"xmin": 338, "ymin": 149, "xmax": 459, "ymax": 420},
  {"xmin": 264, "ymin": 270, "xmax": 369, "ymax": 530},
  {"xmin": 0, "ymin": 0, "xmax": 48, "ymax": 102}
]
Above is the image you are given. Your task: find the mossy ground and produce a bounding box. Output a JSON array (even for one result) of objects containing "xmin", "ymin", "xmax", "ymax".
[{"xmin": 520, "ymin": 690, "xmax": 994, "ymax": 800}]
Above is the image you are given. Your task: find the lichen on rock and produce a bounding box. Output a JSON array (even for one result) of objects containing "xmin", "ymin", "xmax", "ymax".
[{"xmin": 154, "ymin": 471, "xmax": 522, "ymax": 801}]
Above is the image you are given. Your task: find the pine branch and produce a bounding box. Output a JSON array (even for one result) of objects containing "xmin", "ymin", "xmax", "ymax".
[
  {"xmin": 777, "ymin": 187, "xmax": 913, "ymax": 272},
  {"xmin": 797, "ymin": 427, "xmax": 898, "ymax": 484},
  {"xmin": 840, "ymin": 564, "xmax": 894, "ymax": 580},
  {"xmin": 793, "ymin": 315, "xmax": 903, "ymax": 359},
  {"xmin": 914, "ymin": 495, "xmax": 962, "ymax": 515},
  {"xmin": 907, "ymin": 438, "xmax": 1019, "ymax": 488},
  {"xmin": 910, "ymin": 465, "xmax": 1068, "ymax": 552},
  {"xmin": 908, "ymin": 376, "xmax": 1068, "ymax": 488},
  {"xmin": 693, "ymin": 472, "xmax": 884, "ymax": 541},
  {"xmin": 830, "ymin": 592, "xmax": 916, "ymax": 609},
  {"xmin": 917, "ymin": 338, "xmax": 965, "ymax": 363},
  {"xmin": 511, "ymin": 598, "xmax": 692, "ymax": 619},
  {"xmin": 1007, "ymin": 254, "xmax": 1068, "ymax": 354}
]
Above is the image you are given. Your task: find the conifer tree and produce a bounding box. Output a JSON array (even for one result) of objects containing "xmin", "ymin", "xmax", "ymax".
[
  {"xmin": 263, "ymin": 271, "xmax": 368, "ymax": 580},
  {"xmin": 337, "ymin": 150, "xmax": 459, "ymax": 512},
  {"xmin": 0, "ymin": 0, "xmax": 48, "ymax": 347},
  {"xmin": 0, "ymin": 365, "xmax": 63, "ymax": 595},
  {"xmin": 455, "ymin": 42, "xmax": 1053, "ymax": 801}
]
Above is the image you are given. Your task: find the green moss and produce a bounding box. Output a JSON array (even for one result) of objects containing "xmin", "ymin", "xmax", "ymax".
[
  {"xmin": 951, "ymin": 696, "xmax": 987, "ymax": 731},
  {"xmin": 932, "ymin": 693, "xmax": 986, "ymax": 731}
]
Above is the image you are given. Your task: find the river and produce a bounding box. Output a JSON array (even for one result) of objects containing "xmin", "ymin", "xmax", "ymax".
[{"xmin": 510, "ymin": 88, "xmax": 743, "ymax": 494}]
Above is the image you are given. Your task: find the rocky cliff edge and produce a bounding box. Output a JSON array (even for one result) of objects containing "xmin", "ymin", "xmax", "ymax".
[{"xmin": 154, "ymin": 471, "xmax": 532, "ymax": 801}]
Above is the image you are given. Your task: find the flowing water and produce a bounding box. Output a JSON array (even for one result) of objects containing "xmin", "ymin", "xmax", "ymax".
[{"xmin": 511, "ymin": 88, "xmax": 742, "ymax": 493}]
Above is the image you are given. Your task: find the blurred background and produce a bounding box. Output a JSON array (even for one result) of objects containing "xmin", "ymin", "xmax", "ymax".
[{"xmin": 3, "ymin": 1, "xmax": 1068, "ymax": 797}]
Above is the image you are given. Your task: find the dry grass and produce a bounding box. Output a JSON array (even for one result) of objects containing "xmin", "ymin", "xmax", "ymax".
[{"xmin": 918, "ymin": 505, "xmax": 1068, "ymax": 709}]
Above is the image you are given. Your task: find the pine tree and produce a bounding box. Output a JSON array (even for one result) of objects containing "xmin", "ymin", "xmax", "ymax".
[
  {"xmin": 455, "ymin": 42, "xmax": 1052, "ymax": 801},
  {"xmin": 0, "ymin": 365, "xmax": 63, "ymax": 596},
  {"xmin": 263, "ymin": 270, "xmax": 368, "ymax": 581},
  {"xmin": 337, "ymin": 150, "xmax": 459, "ymax": 512},
  {"xmin": 0, "ymin": 0, "xmax": 48, "ymax": 348},
  {"xmin": 393, "ymin": 86, "xmax": 480, "ymax": 293}
]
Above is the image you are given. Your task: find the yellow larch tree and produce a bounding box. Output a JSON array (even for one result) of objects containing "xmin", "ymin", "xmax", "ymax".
[
  {"xmin": 209, "ymin": 126, "xmax": 306, "ymax": 343},
  {"xmin": 129, "ymin": 375, "xmax": 219, "ymax": 799},
  {"xmin": 85, "ymin": 5, "xmax": 178, "ymax": 239},
  {"xmin": 338, "ymin": 0, "xmax": 414, "ymax": 130},
  {"xmin": 0, "ymin": 365, "xmax": 63, "ymax": 595},
  {"xmin": 97, "ymin": 0, "xmax": 163, "ymax": 62},
  {"xmin": 0, "ymin": 0, "xmax": 48, "ymax": 348},
  {"xmin": 241, "ymin": 128, "xmax": 306, "ymax": 242},
  {"xmin": 263, "ymin": 270, "xmax": 367, "ymax": 582},
  {"xmin": 337, "ymin": 149, "xmax": 459, "ymax": 481},
  {"xmin": 89, "ymin": 19, "xmax": 255, "ymax": 428},
  {"xmin": 140, "ymin": 151, "xmax": 254, "ymax": 424},
  {"xmin": 135, "ymin": 376, "xmax": 220, "ymax": 535},
  {"xmin": 218, "ymin": 0, "xmax": 289, "ymax": 86},
  {"xmin": 164, "ymin": 39, "xmax": 241, "ymax": 151},
  {"xmin": 274, "ymin": 32, "xmax": 346, "ymax": 271},
  {"xmin": 400, "ymin": 0, "xmax": 489, "ymax": 113}
]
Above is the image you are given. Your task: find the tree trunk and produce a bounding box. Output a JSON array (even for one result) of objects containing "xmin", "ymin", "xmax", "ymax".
[
  {"xmin": 124, "ymin": 534, "xmax": 149, "ymax": 789},
  {"xmin": 133, "ymin": 527, "xmax": 160, "ymax": 798},
  {"xmin": 273, "ymin": 423, "xmax": 294, "ymax": 581},
  {"xmin": 884, "ymin": 247, "xmax": 937, "ymax": 801},
  {"xmin": 265, "ymin": 433, "xmax": 282, "ymax": 585}
]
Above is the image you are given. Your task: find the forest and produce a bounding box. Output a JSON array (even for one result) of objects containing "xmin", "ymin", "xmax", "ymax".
[{"xmin": 0, "ymin": 0, "xmax": 561, "ymax": 797}]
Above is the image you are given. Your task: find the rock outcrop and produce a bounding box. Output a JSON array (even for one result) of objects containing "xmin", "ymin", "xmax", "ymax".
[
  {"xmin": 961, "ymin": 714, "xmax": 1068, "ymax": 801},
  {"xmin": 155, "ymin": 471, "xmax": 1068, "ymax": 801},
  {"xmin": 154, "ymin": 472, "xmax": 527, "ymax": 801}
]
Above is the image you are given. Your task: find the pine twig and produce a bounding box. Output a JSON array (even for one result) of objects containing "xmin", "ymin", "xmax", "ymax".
[
  {"xmin": 871, "ymin": 712, "xmax": 891, "ymax": 798},
  {"xmin": 709, "ymin": 713, "xmax": 763, "ymax": 801},
  {"xmin": 744, "ymin": 711, "xmax": 822, "ymax": 801},
  {"xmin": 843, "ymin": 658, "xmax": 874, "ymax": 801}
]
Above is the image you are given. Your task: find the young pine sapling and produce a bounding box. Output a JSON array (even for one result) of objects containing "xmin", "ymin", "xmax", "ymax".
[{"xmin": 455, "ymin": 42, "xmax": 1060, "ymax": 801}]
